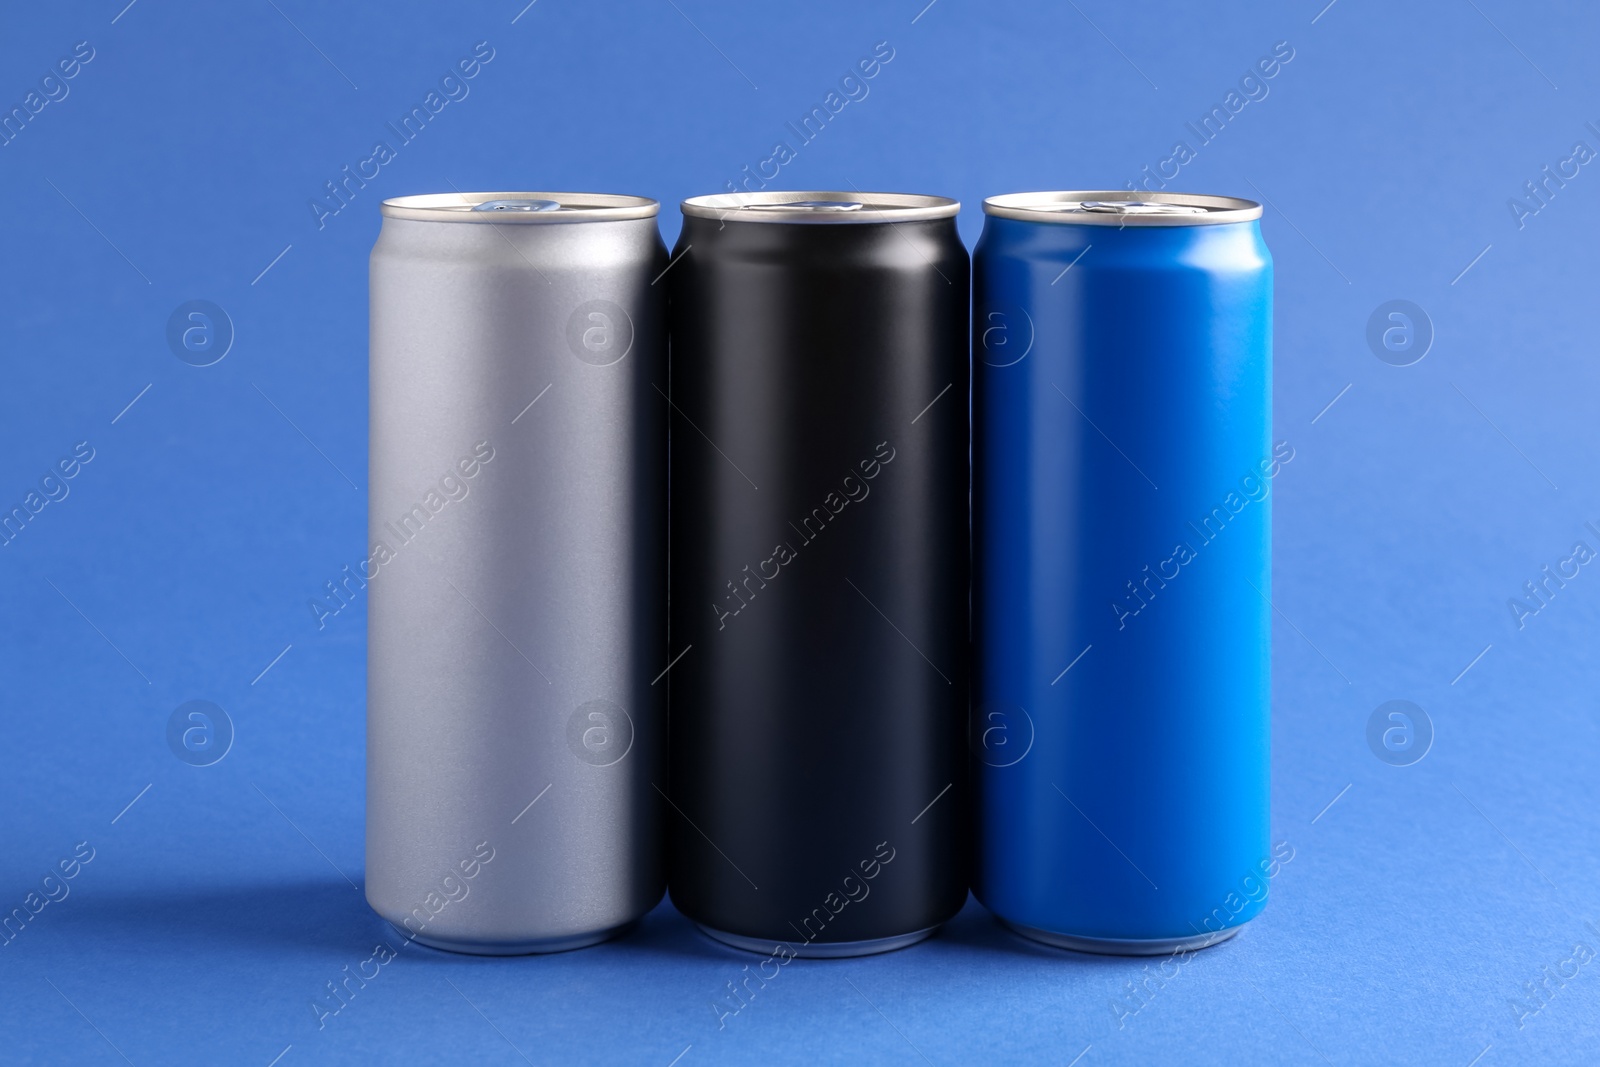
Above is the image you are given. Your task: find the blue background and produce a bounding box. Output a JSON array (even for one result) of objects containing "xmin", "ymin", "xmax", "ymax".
[{"xmin": 2, "ymin": 0, "xmax": 1597, "ymax": 1063}]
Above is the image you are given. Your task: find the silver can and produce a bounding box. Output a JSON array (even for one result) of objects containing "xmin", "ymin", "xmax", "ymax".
[{"xmin": 366, "ymin": 192, "xmax": 666, "ymax": 954}]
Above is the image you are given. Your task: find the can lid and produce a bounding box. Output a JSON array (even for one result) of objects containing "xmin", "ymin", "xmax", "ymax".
[
  {"xmin": 682, "ymin": 191, "xmax": 959, "ymax": 224},
  {"xmin": 381, "ymin": 192, "xmax": 659, "ymax": 223},
  {"xmin": 983, "ymin": 191, "xmax": 1261, "ymax": 226}
]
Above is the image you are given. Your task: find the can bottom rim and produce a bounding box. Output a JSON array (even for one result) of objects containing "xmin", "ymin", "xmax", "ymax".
[
  {"xmin": 696, "ymin": 923, "xmax": 938, "ymax": 959},
  {"xmin": 1000, "ymin": 919, "xmax": 1243, "ymax": 956},
  {"xmin": 401, "ymin": 920, "xmax": 636, "ymax": 956}
]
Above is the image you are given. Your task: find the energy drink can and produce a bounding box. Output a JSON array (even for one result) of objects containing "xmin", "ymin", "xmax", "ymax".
[
  {"xmin": 972, "ymin": 192, "xmax": 1274, "ymax": 954},
  {"xmin": 667, "ymin": 192, "xmax": 970, "ymax": 957},
  {"xmin": 366, "ymin": 192, "xmax": 667, "ymax": 953}
]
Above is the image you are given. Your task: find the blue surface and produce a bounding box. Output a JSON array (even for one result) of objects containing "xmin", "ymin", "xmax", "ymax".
[
  {"xmin": 2, "ymin": 0, "xmax": 1598, "ymax": 1063},
  {"xmin": 972, "ymin": 217, "xmax": 1274, "ymax": 943}
]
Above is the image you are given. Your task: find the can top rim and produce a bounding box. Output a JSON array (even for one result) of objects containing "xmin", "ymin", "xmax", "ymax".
[
  {"xmin": 380, "ymin": 192, "xmax": 660, "ymax": 223},
  {"xmin": 682, "ymin": 191, "xmax": 960, "ymax": 223},
  {"xmin": 983, "ymin": 191, "xmax": 1262, "ymax": 226}
]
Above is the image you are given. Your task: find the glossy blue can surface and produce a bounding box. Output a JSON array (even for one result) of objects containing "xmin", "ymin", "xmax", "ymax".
[{"xmin": 972, "ymin": 195, "xmax": 1276, "ymax": 948}]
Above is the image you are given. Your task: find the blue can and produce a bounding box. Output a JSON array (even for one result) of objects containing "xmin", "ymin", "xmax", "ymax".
[{"xmin": 972, "ymin": 192, "xmax": 1276, "ymax": 955}]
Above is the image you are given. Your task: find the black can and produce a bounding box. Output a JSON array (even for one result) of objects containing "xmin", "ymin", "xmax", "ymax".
[{"xmin": 666, "ymin": 192, "xmax": 970, "ymax": 957}]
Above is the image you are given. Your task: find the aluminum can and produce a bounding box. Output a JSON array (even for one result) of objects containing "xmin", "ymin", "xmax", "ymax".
[
  {"xmin": 367, "ymin": 192, "xmax": 667, "ymax": 953},
  {"xmin": 973, "ymin": 191, "xmax": 1274, "ymax": 955},
  {"xmin": 667, "ymin": 192, "xmax": 969, "ymax": 957}
]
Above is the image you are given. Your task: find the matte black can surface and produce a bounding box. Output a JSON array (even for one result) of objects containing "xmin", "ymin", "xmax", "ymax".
[{"xmin": 667, "ymin": 192, "xmax": 970, "ymax": 957}]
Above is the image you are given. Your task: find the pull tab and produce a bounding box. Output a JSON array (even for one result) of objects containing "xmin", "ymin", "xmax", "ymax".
[
  {"xmin": 1074, "ymin": 200, "xmax": 1208, "ymax": 215},
  {"xmin": 472, "ymin": 199, "xmax": 562, "ymax": 213},
  {"xmin": 748, "ymin": 200, "xmax": 865, "ymax": 213}
]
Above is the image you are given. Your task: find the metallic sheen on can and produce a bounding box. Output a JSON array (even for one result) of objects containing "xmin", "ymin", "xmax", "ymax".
[
  {"xmin": 367, "ymin": 192, "xmax": 667, "ymax": 953},
  {"xmin": 972, "ymin": 191, "xmax": 1274, "ymax": 953},
  {"xmin": 667, "ymin": 191, "xmax": 970, "ymax": 956}
]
